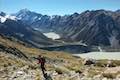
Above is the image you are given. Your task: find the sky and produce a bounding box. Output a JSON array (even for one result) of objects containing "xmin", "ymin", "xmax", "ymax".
[{"xmin": 0, "ymin": 0, "xmax": 120, "ymax": 15}]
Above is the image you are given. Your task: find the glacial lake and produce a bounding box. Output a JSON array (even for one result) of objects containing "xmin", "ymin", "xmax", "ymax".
[{"xmin": 73, "ymin": 52, "xmax": 120, "ymax": 60}]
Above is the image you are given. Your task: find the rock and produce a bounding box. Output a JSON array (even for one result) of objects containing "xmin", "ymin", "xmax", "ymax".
[
  {"xmin": 84, "ymin": 59, "xmax": 96, "ymax": 65},
  {"xmin": 93, "ymin": 75, "xmax": 102, "ymax": 80},
  {"xmin": 102, "ymin": 78, "xmax": 108, "ymax": 80},
  {"xmin": 116, "ymin": 74, "xmax": 120, "ymax": 79},
  {"xmin": 16, "ymin": 71, "xmax": 24, "ymax": 75},
  {"xmin": 52, "ymin": 71, "xmax": 58, "ymax": 76}
]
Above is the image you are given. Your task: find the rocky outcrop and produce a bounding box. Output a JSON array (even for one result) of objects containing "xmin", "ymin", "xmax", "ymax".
[{"xmin": 0, "ymin": 44, "xmax": 28, "ymax": 59}]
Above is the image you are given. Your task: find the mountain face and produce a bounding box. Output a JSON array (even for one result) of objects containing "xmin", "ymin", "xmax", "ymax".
[
  {"xmin": 14, "ymin": 9, "xmax": 120, "ymax": 48},
  {"xmin": 13, "ymin": 9, "xmax": 52, "ymax": 32},
  {"xmin": 0, "ymin": 12, "xmax": 54, "ymax": 47},
  {"xmin": 14, "ymin": 9, "xmax": 43, "ymax": 25}
]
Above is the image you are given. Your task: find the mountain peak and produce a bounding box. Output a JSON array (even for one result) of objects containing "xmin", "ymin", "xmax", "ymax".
[
  {"xmin": 73, "ymin": 12, "xmax": 79, "ymax": 16},
  {"xmin": 15, "ymin": 9, "xmax": 31, "ymax": 17},
  {"xmin": 19, "ymin": 8, "xmax": 30, "ymax": 13},
  {"xmin": 16, "ymin": 9, "xmax": 41, "ymax": 16},
  {"xmin": 0, "ymin": 12, "xmax": 6, "ymax": 17},
  {"xmin": 116, "ymin": 9, "xmax": 120, "ymax": 13}
]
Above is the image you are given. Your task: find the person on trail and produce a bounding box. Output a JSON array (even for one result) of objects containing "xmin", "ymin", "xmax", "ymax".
[{"xmin": 37, "ymin": 55, "xmax": 46, "ymax": 74}]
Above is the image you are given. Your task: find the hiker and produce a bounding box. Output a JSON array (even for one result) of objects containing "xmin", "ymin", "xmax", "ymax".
[{"xmin": 37, "ymin": 55, "xmax": 46, "ymax": 74}]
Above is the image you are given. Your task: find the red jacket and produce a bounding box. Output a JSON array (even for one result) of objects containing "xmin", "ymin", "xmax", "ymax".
[{"xmin": 38, "ymin": 57, "xmax": 45, "ymax": 65}]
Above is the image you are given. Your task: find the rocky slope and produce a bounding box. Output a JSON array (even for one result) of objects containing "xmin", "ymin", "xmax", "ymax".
[
  {"xmin": 14, "ymin": 9, "xmax": 120, "ymax": 48},
  {"xmin": 0, "ymin": 34, "xmax": 120, "ymax": 80}
]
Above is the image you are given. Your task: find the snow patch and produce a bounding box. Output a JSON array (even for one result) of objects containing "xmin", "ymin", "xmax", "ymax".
[
  {"xmin": 5, "ymin": 15, "xmax": 16, "ymax": 20},
  {"xmin": 98, "ymin": 46, "xmax": 103, "ymax": 52},
  {"xmin": 50, "ymin": 15, "xmax": 55, "ymax": 20},
  {"xmin": 34, "ymin": 28, "xmax": 42, "ymax": 32},
  {"xmin": 33, "ymin": 16, "xmax": 38, "ymax": 20},
  {"xmin": 43, "ymin": 32, "xmax": 60, "ymax": 40},
  {"xmin": 0, "ymin": 16, "xmax": 6, "ymax": 23},
  {"xmin": 38, "ymin": 17, "xmax": 41, "ymax": 20},
  {"xmin": 16, "ymin": 33, "xmax": 24, "ymax": 37},
  {"xmin": 0, "ymin": 15, "xmax": 16, "ymax": 23}
]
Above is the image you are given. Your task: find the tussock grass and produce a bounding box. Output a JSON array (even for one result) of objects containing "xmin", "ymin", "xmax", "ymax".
[
  {"xmin": 0, "ymin": 35, "xmax": 120, "ymax": 80},
  {"xmin": 102, "ymin": 72, "xmax": 120, "ymax": 79},
  {"xmin": 95, "ymin": 60, "xmax": 120, "ymax": 67}
]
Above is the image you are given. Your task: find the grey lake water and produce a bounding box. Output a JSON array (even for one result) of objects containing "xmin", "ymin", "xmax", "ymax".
[{"xmin": 73, "ymin": 52, "xmax": 120, "ymax": 60}]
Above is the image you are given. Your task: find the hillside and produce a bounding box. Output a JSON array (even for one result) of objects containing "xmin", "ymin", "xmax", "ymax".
[
  {"xmin": 0, "ymin": 34, "xmax": 120, "ymax": 80},
  {"xmin": 0, "ymin": 34, "xmax": 83, "ymax": 80}
]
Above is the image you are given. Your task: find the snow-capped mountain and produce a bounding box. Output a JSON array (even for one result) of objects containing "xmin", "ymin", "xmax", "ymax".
[
  {"xmin": 0, "ymin": 12, "xmax": 17, "ymax": 23},
  {"xmin": 13, "ymin": 9, "xmax": 43, "ymax": 25},
  {"xmin": 1, "ymin": 9, "xmax": 120, "ymax": 49},
  {"xmin": 13, "ymin": 9, "xmax": 60, "ymax": 32},
  {"xmin": 0, "ymin": 12, "xmax": 55, "ymax": 47},
  {"xmin": 13, "ymin": 9, "xmax": 120, "ymax": 48}
]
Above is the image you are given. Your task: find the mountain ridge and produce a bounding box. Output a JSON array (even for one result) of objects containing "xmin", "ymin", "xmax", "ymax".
[
  {"xmin": 13, "ymin": 9, "xmax": 120, "ymax": 48},
  {"xmin": 0, "ymin": 13, "xmax": 55, "ymax": 48}
]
